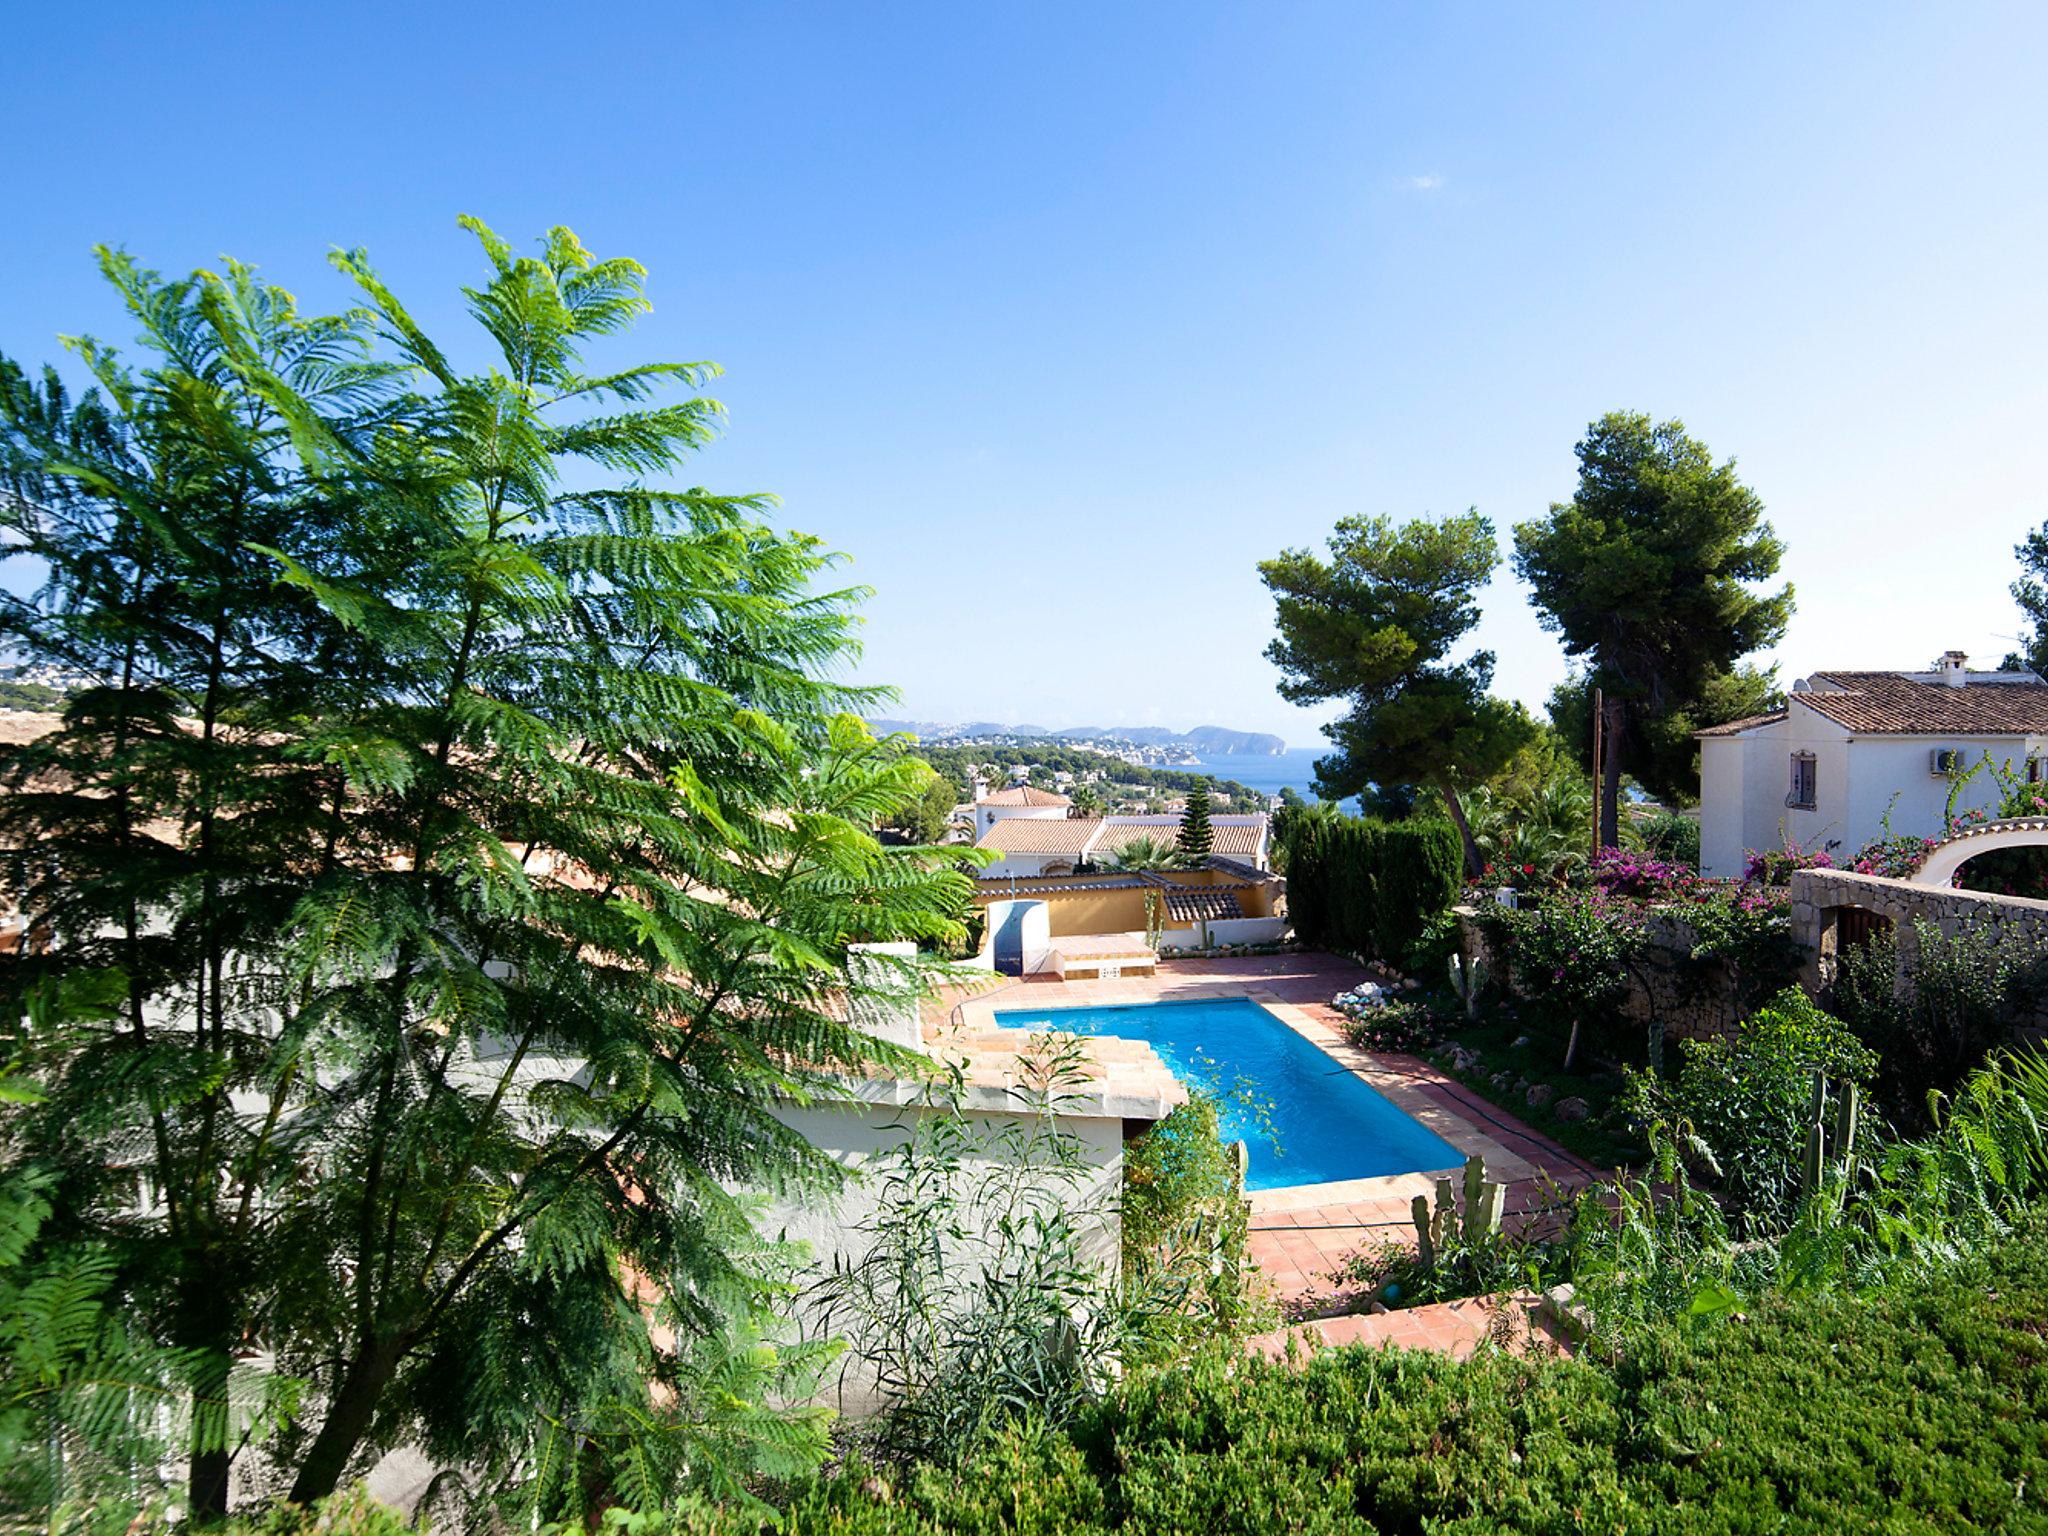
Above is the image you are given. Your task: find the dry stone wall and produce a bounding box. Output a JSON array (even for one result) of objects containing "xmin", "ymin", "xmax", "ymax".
[
  {"xmin": 1789, "ymin": 867, "xmax": 2048, "ymax": 989},
  {"xmin": 1454, "ymin": 904, "xmax": 1750, "ymax": 1045}
]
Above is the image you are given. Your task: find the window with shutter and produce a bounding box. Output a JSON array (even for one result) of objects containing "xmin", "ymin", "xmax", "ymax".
[{"xmin": 1787, "ymin": 752, "xmax": 1817, "ymax": 810}]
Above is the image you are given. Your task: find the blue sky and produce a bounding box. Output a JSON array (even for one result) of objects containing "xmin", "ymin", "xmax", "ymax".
[{"xmin": 4, "ymin": 3, "xmax": 2045, "ymax": 747}]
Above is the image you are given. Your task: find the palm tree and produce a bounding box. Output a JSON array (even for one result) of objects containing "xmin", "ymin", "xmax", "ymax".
[
  {"xmin": 1109, "ymin": 833, "xmax": 1181, "ymax": 871},
  {"xmin": 1467, "ymin": 774, "xmax": 1594, "ymax": 883}
]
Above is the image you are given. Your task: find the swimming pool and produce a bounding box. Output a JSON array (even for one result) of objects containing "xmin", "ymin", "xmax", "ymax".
[{"xmin": 991, "ymin": 997, "xmax": 1462, "ymax": 1191}]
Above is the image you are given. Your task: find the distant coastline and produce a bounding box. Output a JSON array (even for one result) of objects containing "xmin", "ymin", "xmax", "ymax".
[
  {"xmin": 867, "ymin": 718, "xmax": 1286, "ymax": 756},
  {"xmin": 1185, "ymin": 746, "xmax": 1324, "ymax": 798}
]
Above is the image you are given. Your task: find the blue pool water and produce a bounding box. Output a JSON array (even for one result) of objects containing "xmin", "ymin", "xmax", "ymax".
[{"xmin": 991, "ymin": 997, "xmax": 1461, "ymax": 1190}]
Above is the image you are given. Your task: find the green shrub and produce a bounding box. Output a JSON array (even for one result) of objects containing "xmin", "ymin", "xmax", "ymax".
[
  {"xmin": 1630, "ymin": 988, "xmax": 1878, "ymax": 1230},
  {"xmin": 1476, "ymin": 889, "xmax": 1648, "ymax": 1052},
  {"xmin": 1831, "ymin": 919, "xmax": 2048, "ymax": 1126},
  {"xmin": 1635, "ymin": 805, "xmax": 1701, "ymax": 866},
  {"xmin": 1278, "ymin": 814, "xmax": 1460, "ymax": 962},
  {"xmin": 675, "ymin": 1211, "xmax": 2048, "ymax": 1534},
  {"xmin": 1120, "ymin": 1097, "xmax": 1261, "ymax": 1353},
  {"xmin": 1374, "ymin": 819, "xmax": 1462, "ymax": 960}
]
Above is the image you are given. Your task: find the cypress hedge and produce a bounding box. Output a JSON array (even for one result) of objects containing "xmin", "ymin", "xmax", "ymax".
[{"xmin": 1279, "ymin": 814, "xmax": 1462, "ymax": 963}]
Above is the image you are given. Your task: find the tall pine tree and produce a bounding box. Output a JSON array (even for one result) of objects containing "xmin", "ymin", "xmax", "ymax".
[
  {"xmin": 1260, "ymin": 512, "xmax": 1534, "ymax": 875},
  {"xmin": 1514, "ymin": 412, "xmax": 1790, "ymax": 846}
]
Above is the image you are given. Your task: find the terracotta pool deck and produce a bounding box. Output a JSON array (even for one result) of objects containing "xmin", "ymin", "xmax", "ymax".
[{"xmin": 935, "ymin": 952, "xmax": 1599, "ymax": 1326}]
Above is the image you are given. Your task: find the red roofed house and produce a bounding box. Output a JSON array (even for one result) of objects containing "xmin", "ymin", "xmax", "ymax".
[
  {"xmin": 970, "ymin": 781, "xmax": 1073, "ymax": 842},
  {"xmin": 1696, "ymin": 652, "xmax": 2048, "ymax": 877}
]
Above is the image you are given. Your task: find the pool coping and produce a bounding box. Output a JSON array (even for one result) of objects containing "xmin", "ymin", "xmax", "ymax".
[{"xmin": 959, "ymin": 984, "xmax": 1537, "ymax": 1215}]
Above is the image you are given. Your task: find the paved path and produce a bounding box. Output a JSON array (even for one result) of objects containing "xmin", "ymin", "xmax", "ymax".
[{"xmin": 1249, "ymin": 1292, "xmax": 1575, "ymax": 1362}]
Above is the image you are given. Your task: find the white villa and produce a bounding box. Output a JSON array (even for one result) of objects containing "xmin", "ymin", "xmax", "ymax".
[
  {"xmin": 972, "ymin": 794, "xmax": 1271, "ymax": 879},
  {"xmin": 970, "ymin": 782, "xmax": 1076, "ymax": 841},
  {"xmin": 1696, "ymin": 651, "xmax": 2048, "ymax": 877}
]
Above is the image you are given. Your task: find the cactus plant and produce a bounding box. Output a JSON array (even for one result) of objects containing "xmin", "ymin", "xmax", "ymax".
[
  {"xmin": 1413, "ymin": 1156, "xmax": 1507, "ymax": 1274},
  {"xmin": 1411, "ymin": 1193, "xmax": 1435, "ymax": 1270},
  {"xmin": 1460, "ymin": 1154, "xmax": 1504, "ymax": 1243},
  {"xmin": 1799, "ymin": 1068, "xmax": 1829, "ymax": 1203},
  {"xmin": 1448, "ymin": 952, "xmax": 1488, "ymax": 1019},
  {"xmin": 1832, "ymin": 1081, "xmax": 1860, "ymax": 1190}
]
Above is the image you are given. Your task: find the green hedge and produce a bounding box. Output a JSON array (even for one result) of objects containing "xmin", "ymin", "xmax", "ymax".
[
  {"xmin": 1280, "ymin": 814, "xmax": 1461, "ymax": 963},
  {"xmin": 696, "ymin": 1211, "xmax": 2048, "ymax": 1534}
]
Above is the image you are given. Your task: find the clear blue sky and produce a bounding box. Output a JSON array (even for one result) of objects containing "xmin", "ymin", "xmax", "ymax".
[{"xmin": 5, "ymin": 3, "xmax": 2045, "ymax": 747}]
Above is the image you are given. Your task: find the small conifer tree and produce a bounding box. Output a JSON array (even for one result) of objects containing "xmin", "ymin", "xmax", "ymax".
[{"xmin": 1178, "ymin": 779, "xmax": 1215, "ymax": 861}]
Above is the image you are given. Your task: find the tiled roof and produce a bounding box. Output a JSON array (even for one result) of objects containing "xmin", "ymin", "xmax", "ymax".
[
  {"xmin": 979, "ymin": 785, "xmax": 1070, "ymax": 807},
  {"xmin": 974, "ymin": 813, "xmax": 1270, "ymax": 863},
  {"xmin": 1163, "ymin": 888, "xmax": 1244, "ymax": 921},
  {"xmin": 1796, "ymin": 672, "xmax": 2048, "ymax": 735},
  {"xmin": 1091, "ymin": 820, "xmax": 1267, "ymax": 858},
  {"xmin": 972, "ymin": 817, "xmax": 1098, "ymax": 855},
  {"xmin": 971, "ymin": 874, "xmax": 1152, "ymax": 896},
  {"xmin": 1694, "ymin": 710, "xmax": 1787, "ymax": 738}
]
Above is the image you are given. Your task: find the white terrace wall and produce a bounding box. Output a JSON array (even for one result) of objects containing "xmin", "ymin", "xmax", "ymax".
[
  {"xmin": 1154, "ymin": 915, "xmax": 1289, "ymax": 951},
  {"xmin": 762, "ymin": 1090, "xmax": 1128, "ymax": 1417}
]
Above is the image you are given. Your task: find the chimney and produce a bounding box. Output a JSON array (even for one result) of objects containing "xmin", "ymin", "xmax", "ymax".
[{"xmin": 1940, "ymin": 650, "xmax": 1968, "ymax": 688}]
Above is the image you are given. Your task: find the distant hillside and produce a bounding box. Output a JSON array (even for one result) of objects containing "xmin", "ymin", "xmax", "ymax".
[
  {"xmin": 864, "ymin": 718, "xmax": 1284, "ymax": 754},
  {"xmin": 1181, "ymin": 725, "xmax": 1286, "ymax": 756}
]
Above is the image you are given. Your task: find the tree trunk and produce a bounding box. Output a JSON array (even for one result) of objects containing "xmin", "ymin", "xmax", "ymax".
[
  {"xmin": 1598, "ymin": 701, "xmax": 1625, "ymax": 850},
  {"xmin": 1439, "ymin": 785, "xmax": 1485, "ymax": 879},
  {"xmin": 286, "ymin": 1335, "xmax": 405, "ymax": 1508},
  {"xmin": 187, "ymin": 1381, "xmax": 232, "ymax": 1525},
  {"xmin": 182, "ymin": 1262, "xmax": 237, "ymax": 1524}
]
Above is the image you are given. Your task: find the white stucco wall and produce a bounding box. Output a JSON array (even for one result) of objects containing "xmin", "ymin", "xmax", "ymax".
[
  {"xmin": 1699, "ymin": 699, "xmax": 2041, "ymax": 877},
  {"xmin": 973, "ymin": 801, "xmax": 1069, "ymax": 840},
  {"xmin": 758, "ymin": 1093, "xmax": 1128, "ymax": 1417},
  {"xmin": 1839, "ymin": 735, "xmax": 2024, "ymax": 849},
  {"xmin": 983, "ymin": 896, "xmax": 1054, "ymax": 974},
  {"xmin": 1155, "ymin": 915, "xmax": 1289, "ymax": 950},
  {"xmin": 1699, "ymin": 737, "xmax": 1747, "ymax": 878}
]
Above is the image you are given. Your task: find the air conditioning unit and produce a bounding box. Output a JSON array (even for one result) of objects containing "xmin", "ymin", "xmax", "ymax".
[{"xmin": 1931, "ymin": 749, "xmax": 1965, "ymax": 775}]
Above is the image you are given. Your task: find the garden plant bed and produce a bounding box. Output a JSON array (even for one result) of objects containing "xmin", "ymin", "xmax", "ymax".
[
  {"xmin": 677, "ymin": 1210, "xmax": 2048, "ymax": 1535},
  {"xmin": 1422, "ymin": 1012, "xmax": 1644, "ymax": 1170}
]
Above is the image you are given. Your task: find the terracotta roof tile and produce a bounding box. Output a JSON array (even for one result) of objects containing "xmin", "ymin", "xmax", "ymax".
[
  {"xmin": 1091, "ymin": 820, "xmax": 1266, "ymax": 858},
  {"xmin": 1164, "ymin": 888, "xmax": 1244, "ymax": 921},
  {"xmin": 1694, "ymin": 710, "xmax": 1787, "ymax": 738},
  {"xmin": 979, "ymin": 785, "xmax": 1070, "ymax": 807},
  {"xmin": 972, "ymin": 818, "xmax": 1098, "ymax": 855},
  {"xmin": 1796, "ymin": 672, "xmax": 2048, "ymax": 735}
]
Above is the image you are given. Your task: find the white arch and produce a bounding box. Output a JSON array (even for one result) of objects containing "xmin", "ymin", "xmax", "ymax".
[{"xmin": 1909, "ymin": 816, "xmax": 2048, "ymax": 888}]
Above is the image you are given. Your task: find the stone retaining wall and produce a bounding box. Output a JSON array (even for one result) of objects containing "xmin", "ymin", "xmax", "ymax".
[
  {"xmin": 1455, "ymin": 904, "xmax": 1751, "ymax": 1044},
  {"xmin": 1615, "ymin": 910, "xmax": 1746, "ymax": 1042},
  {"xmin": 1788, "ymin": 867, "xmax": 2048, "ymax": 990}
]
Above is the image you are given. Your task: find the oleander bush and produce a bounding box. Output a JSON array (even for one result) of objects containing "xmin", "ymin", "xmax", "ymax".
[{"xmin": 649, "ymin": 1208, "xmax": 2048, "ymax": 1535}]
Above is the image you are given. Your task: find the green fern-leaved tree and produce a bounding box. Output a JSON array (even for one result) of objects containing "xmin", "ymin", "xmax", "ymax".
[{"xmin": 0, "ymin": 219, "xmax": 977, "ymax": 1525}]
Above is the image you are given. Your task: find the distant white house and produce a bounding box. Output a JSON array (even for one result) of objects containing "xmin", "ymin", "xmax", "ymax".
[
  {"xmin": 973, "ymin": 811, "xmax": 1271, "ymax": 879},
  {"xmin": 1696, "ymin": 651, "xmax": 2048, "ymax": 878},
  {"xmin": 971, "ymin": 782, "xmax": 1074, "ymax": 842}
]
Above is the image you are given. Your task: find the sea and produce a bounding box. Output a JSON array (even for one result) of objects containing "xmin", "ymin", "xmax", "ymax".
[{"xmin": 1189, "ymin": 747, "xmax": 1326, "ymax": 800}]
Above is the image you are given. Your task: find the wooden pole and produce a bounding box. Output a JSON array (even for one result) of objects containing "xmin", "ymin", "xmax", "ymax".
[{"xmin": 1591, "ymin": 685, "xmax": 1605, "ymax": 857}]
